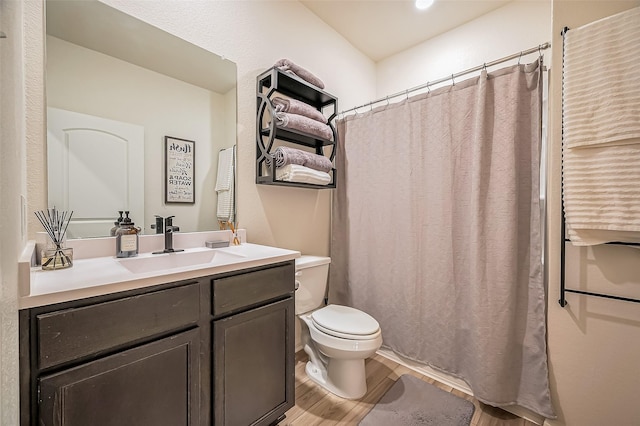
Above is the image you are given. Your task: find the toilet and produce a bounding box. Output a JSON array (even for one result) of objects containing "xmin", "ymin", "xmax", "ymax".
[{"xmin": 295, "ymin": 255, "xmax": 382, "ymax": 399}]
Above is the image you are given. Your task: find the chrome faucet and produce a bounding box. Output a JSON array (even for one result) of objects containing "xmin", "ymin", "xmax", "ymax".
[{"xmin": 152, "ymin": 215, "xmax": 183, "ymax": 254}]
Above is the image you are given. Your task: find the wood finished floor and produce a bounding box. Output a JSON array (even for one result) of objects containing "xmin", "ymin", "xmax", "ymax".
[{"xmin": 283, "ymin": 351, "xmax": 538, "ymax": 426}]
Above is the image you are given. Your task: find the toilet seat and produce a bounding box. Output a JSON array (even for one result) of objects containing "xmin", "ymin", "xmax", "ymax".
[{"xmin": 311, "ymin": 305, "xmax": 380, "ymax": 340}]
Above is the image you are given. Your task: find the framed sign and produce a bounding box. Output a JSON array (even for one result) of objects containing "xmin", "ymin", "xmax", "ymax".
[{"xmin": 165, "ymin": 136, "xmax": 195, "ymax": 204}]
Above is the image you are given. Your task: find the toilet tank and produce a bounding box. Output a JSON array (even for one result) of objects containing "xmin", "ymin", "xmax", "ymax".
[{"xmin": 295, "ymin": 255, "xmax": 331, "ymax": 315}]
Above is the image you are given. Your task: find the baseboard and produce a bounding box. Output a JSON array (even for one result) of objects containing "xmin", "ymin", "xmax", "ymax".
[{"xmin": 376, "ymin": 348, "xmax": 545, "ymax": 426}]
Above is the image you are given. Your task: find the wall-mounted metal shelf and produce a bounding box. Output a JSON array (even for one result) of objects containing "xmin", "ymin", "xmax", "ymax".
[{"xmin": 256, "ymin": 67, "xmax": 338, "ymax": 189}]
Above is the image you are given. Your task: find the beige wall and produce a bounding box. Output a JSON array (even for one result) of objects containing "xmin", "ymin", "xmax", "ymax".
[
  {"xmin": 46, "ymin": 35, "xmax": 234, "ymax": 234},
  {"xmin": 1, "ymin": 0, "xmax": 28, "ymax": 423},
  {"xmin": 546, "ymin": 1, "xmax": 640, "ymax": 425},
  {"xmin": 1, "ymin": 0, "xmax": 46, "ymax": 422},
  {"xmin": 97, "ymin": 0, "xmax": 377, "ymax": 255}
]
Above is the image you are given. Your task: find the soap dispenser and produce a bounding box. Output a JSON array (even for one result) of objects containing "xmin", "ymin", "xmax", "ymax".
[
  {"xmin": 115, "ymin": 211, "xmax": 140, "ymax": 258},
  {"xmin": 110, "ymin": 210, "xmax": 124, "ymax": 236}
]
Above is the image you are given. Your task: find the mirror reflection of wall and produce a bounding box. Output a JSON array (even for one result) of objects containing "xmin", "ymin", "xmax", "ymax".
[{"xmin": 45, "ymin": 0, "xmax": 237, "ymax": 238}]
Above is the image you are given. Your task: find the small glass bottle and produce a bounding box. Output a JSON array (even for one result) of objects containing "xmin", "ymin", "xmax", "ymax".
[{"xmin": 115, "ymin": 211, "xmax": 140, "ymax": 258}]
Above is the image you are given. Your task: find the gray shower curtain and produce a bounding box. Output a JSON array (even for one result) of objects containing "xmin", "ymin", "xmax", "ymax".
[{"xmin": 330, "ymin": 60, "xmax": 554, "ymax": 418}]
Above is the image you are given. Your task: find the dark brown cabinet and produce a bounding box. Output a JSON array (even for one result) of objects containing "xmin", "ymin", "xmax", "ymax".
[
  {"xmin": 20, "ymin": 261, "xmax": 295, "ymax": 426},
  {"xmin": 212, "ymin": 262, "xmax": 295, "ymax": 426},
  {"xmin": 213, "ymin": 298, "xmax": 294, "ymax": 426},
  {"xmin": 38, "ymin": 328, "xmax": 200, "ymax": 426}
]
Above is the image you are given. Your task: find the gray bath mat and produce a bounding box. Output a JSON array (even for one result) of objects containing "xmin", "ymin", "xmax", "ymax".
[{"xmin": 359, "ymin": 374, "xmax": 475, "ymax": 426}]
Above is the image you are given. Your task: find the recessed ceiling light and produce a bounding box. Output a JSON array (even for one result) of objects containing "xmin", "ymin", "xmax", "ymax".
[{"xmin": 415, "ymin": 0, "xmax": 434, "ymax": 10}]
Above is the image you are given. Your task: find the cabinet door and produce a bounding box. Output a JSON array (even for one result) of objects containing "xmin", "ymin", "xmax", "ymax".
[
  {"xmin": 38, "ymin": 328, "xmax": 200, "ymax": 426},
  {"xmin": 214, "ymin": 297, "xmax": 294, "ymax": 426}
]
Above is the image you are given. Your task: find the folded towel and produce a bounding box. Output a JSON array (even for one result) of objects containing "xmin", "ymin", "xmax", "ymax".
[
  {"xmin": 562, "ymin": 6, "xmax": 640, "ymax": 245},
  {"xmin": 563, "ymin": 143, "xmax": 640, "ymax": 245},
  {"xmin": 266, "ymin": 146, "xmax": 333, "ymax": 173},
  {"xmin": 563, "ymin": 6, "xmax": 640, "ymax": 149},
  {"xmin": 215, "ymin": 147, "xmax": 235, "ymax": 222},
  {"xmin": 273, "ymin": 96, "xmax": 327, "ymax": 124},
  {"xmin": 276, "ymin": 164, "xmax": 332, "ymax": 185},
  {"xmin": 275, "ymin": 111, "xmax": 334, "ymax": 141},
  {"xmin": 274, "ymin": 59, "xmax": 325, "ymax": 89}
]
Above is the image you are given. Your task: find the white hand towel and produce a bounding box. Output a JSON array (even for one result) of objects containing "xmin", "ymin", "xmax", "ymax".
[
  {"xmin": 216, "ymin": 147, "xmax": 235, "ymax": 221},
  {"xmin": 215, "ymin": 147, "xmax": 234, "ymax": 191},
  {"xmin": 276, "ymin": 164, "xmax": 331, "ymax": 185}
]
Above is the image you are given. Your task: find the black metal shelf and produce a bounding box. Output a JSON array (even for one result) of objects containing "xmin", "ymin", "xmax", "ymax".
[
  {"xmin": 260, "ymin": 126, "xmax": 335, "ymax": 149},
  {"xmin": 256, "ymin": 67, "xmax": 336, "ymax": 110},
  {"xmin": 256, "ymin": 175, "xmax": 337, "ymax": 189},
  {"xmin": 256, "ymin": 66, "xmax": 338, "ymax": 189}
]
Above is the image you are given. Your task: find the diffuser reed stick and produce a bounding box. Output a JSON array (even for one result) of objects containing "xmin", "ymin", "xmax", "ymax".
[{"xmin": 35, "ymin": 208, "xmax": 74, "ymax": 269}]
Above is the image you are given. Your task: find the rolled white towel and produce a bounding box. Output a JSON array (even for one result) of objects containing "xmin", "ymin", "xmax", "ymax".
[{"xmin": 275, "ymin": 164, "xmax": 332, "ymax": 185}]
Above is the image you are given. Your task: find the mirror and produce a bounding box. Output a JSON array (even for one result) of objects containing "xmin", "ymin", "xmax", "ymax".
[{"xmin": 45, "ymin": 0, "xmax": 237, "ymax": 238}]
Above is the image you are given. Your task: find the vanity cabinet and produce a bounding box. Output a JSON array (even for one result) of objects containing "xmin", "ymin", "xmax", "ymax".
[
  {"xmin": 212, "ymin": 263, "xmax": 295, "ymax": 426},
  {"xmin": 20, "ymin": 280, "xmax": 208, "ymax": 426},
  {"xmin": 20, "ymin": 260, "xmax": 296, "ymax": 426},
  {"xmin": 256, "ymin": 67, "xmax": 338, "ymax": 189}
]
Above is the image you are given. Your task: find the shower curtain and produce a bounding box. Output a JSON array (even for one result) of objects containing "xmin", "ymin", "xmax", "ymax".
[{"xmin": 330, "ymin": 60, "xmax": 555, "ymax": 418}]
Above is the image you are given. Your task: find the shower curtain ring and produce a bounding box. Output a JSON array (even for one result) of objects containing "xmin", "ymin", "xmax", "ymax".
[
  {"xmin": 426, "ymin": 82, "xmax": 431, "ymax": 93},
  {"xmin": 385, "ymin": 96, "xmax": 390, "ymax": 107},
  {"xmin": 518, "ymin": 51, "xmax": 523, "ymax": 64},
  {"xmin": 451, "ymin": 74, "xmax": 455, "ymax": 85},
  {"xmin": 405, "ymin": 89, "xmax": 409, "ymax": 100}
]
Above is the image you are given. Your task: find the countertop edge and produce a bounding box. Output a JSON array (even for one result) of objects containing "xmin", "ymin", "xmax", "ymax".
[{"xmin": 19, "ymin": 247, "xmax": 300, "ymax": 310}]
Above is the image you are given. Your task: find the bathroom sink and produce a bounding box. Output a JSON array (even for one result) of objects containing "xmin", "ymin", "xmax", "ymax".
[{"xmin": 117, "ymin": 247, "xmax": 245, "ymax": 274}]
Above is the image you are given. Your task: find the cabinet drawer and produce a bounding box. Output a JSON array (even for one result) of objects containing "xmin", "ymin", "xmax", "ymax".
[
  {"xmin": 213, "ymin": 263, "xmax": 294, "ymax": 317},
  {"xmin": 37, "ymin": 283, "xmax": 200, "ymax": 370}
]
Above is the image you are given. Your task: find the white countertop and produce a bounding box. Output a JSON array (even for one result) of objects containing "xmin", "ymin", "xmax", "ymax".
[{"xmin": 20, "ymin": 239, "xmax": 300, "ymax": 309}]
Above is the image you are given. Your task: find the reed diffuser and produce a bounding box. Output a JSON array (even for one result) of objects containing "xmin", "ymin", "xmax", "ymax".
[{"xmin": 35, "ymin": 208, "xmax": 74, "ymax": 270}]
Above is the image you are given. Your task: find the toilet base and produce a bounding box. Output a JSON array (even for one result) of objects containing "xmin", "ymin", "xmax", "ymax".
[{"xmin": 305, "ymin": 357, "xmax": 367, "ymax": 400}]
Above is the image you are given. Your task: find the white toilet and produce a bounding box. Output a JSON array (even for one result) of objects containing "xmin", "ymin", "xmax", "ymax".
[{"xmin": 295, "ymin": 255, "xmax": 382, "ymax": 399}]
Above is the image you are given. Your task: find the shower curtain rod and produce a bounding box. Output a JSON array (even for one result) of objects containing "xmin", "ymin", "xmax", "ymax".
[{"xmin": 339, "ymin": 42, "xmax": 551, "ymax": 116}]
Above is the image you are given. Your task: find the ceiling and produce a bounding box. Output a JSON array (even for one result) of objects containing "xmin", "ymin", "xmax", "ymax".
[
  {"xmin": 300, "ymin": 0, "xmax": 512, "ymax": 62},
  {"xmin": 46, "ymin": 0, "xmax": 237, "ymax": 94}
]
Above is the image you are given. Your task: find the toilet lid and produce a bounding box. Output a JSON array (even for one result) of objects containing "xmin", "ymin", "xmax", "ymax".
[{"xmin": 311, "ymin": 305, "xmax": 380, "ymax": 338}]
